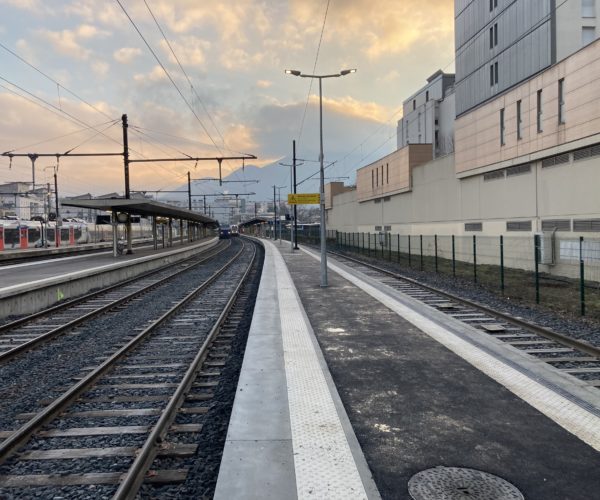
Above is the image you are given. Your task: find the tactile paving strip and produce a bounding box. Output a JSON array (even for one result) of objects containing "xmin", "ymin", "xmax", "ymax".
[
  {"xmin": 272, "ymin": 244, "xmax": 368, "ymax": 499},
  {"xmin": 302, "ymin": 248, "xmax": 600, "ymax": 452}
]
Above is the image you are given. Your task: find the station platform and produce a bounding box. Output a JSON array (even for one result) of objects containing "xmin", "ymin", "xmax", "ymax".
[
  {"xmin": 216, "ymin": 239, "xmax": 600, "ymax": 499},
  {"xmin": 0, "ymin": 237, "xmax": 218, "ymax": 319}
]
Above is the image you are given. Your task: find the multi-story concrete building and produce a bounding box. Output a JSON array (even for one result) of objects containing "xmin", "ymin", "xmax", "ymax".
[
  {"xmin": 0, "ymin": 182, "xmax": 44, "ymax": 219},
  {"xmin": 324, "ymin": 2, "xmax": 600, "ymax": 282},
  {"xmin": 455, "ymin": 0, "xmax": 600, "ymax": 116},
  {"xmin": 396, "ymin": 70, "xmax": 456, "ymax": 158}
]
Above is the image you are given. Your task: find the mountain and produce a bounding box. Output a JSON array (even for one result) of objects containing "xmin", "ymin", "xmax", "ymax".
[{"xmin": 158, "ymin": 162, "xmax": 323, "ymax": 203}]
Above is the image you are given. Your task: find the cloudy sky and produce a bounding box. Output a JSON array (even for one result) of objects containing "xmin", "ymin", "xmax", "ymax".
[{"xmin": 0, "ymin": 0, "xmax": 454, "ymax": 199}]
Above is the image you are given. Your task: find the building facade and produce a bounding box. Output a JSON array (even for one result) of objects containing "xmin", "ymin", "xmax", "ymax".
[
  {"xmin": 325, "ymin": 4, "xmax": 600, "ymax": 251},
  {"xmin": 455, "ymin": 0, "xmax": 599, "ymax": 117},
  {"xmin": 397, "ymin": 70, "xmax": 456, "ymax": 158}
]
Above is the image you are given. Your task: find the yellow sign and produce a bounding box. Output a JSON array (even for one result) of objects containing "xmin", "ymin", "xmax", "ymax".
[{"xmin": 288, "ymin": 193, "xmax": 321, "ymax": 205}]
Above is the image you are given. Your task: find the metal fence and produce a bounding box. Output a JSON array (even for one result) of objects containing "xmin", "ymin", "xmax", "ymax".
[{"xmin": 304, "ymin": 230, "xmax": 600, "ymax": 320}]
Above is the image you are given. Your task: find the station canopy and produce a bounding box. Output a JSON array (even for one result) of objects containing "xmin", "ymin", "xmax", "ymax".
[
  {"xmin": 239, "ymin": 217, "xmax": 269, "ymax": 227},
  {"xmin": 60, "ymin": 198, "xmax": 217, "ymax": 226}
]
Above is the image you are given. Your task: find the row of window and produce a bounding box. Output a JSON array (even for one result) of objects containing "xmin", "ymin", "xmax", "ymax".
[
  {"xmin": 371, "ymin": 163, "xmax": 390, "ymax": 189},
  {"xmin": 465, "ymin": 219, "xmax": 600, "ymax": 232},
  {"xmin": 499, "ymin": 79, "xmax": 565, "ymax": 145},
  {"xmin": 482, "ymin": 142, "xmax": 600, "ymax": 180},
  {"xmin": 483, "ymin": 163, "xmax": 532, "ymax": 181}
]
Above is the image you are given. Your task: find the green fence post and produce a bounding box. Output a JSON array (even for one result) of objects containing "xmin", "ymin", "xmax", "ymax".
[
  {"xmin": 434, "ymin": 234, "xmax": 438, "ymax": 273},
  {"xmin": 408, "ymin": 235, "xmax": 412, "ymax": 268},
  {"xmin": 534, "ymin": 234, "xmax": 540, "ymax": 304},
  {"xmin": 473, "ymin": 235, "xmax": 477, "ymax": 283},
  {"xmin": 452, "ymin": 235, "xmax": 456, "ymax": 277},
  {"xmin": 420, "ymin": 235, "xmax": 424, "ymax": 271},
  {"xmin": 580, "ymin": 236, "xmax": 585, "ymax": 316},
  {"xmin": 500, "ymin": 235, "xmax": 505, "ymax": 294}
]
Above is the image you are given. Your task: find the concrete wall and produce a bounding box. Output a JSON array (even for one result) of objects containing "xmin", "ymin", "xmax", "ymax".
[
  {"xmin": 455, "ymin": 38, "xmax": 600, "ymax": 175},
  {"xmin": 556, "ymin": 0, "xmax": 600, "ymax": 60},
  {"xmin": 328, "ymin": 149, "xmax": 600, "ymax": 237}
]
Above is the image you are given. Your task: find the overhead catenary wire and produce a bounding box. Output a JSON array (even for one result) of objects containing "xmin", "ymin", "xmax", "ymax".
[
  {"xmin": 115, "ymin": 0, "xmax": 251, "ymax": 185},
  {"xmin": 296, "ymin": 0, "xmax": 331, "ymax": 142},
  {"xmin": 0, "ymin": 41, "xmax": 192, "ymax": 180}
]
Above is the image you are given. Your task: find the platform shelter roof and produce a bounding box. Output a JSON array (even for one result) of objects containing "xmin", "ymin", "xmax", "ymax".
[
  {"xmin": 60, "ymin": 198, "xmax": 217, "ymax": 226},
  {"xmin": 239, "ymin": 217, "xmax": 269, "ymax": 227}
]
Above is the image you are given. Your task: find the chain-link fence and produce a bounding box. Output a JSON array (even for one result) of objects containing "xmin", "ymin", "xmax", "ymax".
[{"xmin": 324, "ymin": 231, "xmax": 600, "ymax": 320}]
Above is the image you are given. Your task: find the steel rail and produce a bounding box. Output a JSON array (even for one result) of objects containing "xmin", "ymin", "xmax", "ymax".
[
  {"xmin": 0, "ymin": 241, "xmax": 246, "ymax": 466},
  {"xmin": 0, "ymin": 242, "xmax": 228, "ymax": 364},
  {"xmin": 114, "ymin": 240, "xmax": 257, "ymax": 499},
  {"xmin": 0, "ymin": 239, "xmax": 223, "ymax": 334},
  {"xmin": 329, "ymin": 250, "xmax": 600, "ymax": 359}
]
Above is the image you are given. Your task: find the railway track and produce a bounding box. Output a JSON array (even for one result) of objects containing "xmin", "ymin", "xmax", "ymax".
[
  {"xmin": 0, "ymin": 238, "xmax": 259, "ymax": 498},
  {"xmin": 329, "ymin": 250, "xmax": 600, "ymax": 389},
  {"xmin": 0, "ymin": 240, "xmax": 228, "ymax": 364}
]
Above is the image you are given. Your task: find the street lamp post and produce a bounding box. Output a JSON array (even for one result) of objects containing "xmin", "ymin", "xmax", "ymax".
[{"xmin": 285, "ymin": 68, "xmax": 356, "ymax": 287}]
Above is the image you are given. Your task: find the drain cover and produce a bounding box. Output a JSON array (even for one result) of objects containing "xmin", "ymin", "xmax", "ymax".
[{"xmin": 408, "ymin": 467, "xmax": 524, "ymax": 500}]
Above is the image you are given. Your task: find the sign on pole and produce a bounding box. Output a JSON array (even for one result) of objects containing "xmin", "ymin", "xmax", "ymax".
[{"xmin": 288, "ymin": 193, "xmax": 321, "ymax": 205}]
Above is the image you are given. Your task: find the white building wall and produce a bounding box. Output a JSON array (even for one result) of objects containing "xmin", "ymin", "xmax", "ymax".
[{"xmin": 397, "ymin": 72, "xmax": 455, "ymax": 157}]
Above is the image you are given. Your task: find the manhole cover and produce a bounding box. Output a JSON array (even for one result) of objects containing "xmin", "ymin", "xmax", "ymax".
[{"xmin": 408, "ymin": 467, "xmax": 524, "ymax": 500}]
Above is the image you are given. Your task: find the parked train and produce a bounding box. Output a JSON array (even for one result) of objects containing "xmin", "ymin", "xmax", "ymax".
[{"xmin": 0, "ymin": 216, "xmax": 154, "ymax": 251}]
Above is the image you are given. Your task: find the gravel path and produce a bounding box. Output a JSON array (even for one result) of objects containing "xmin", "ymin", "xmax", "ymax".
[
  {"xmin": 0, "ymin": 242, "xmax": 241, "ymax": 431},
  {"xmin": 333, "ymin": 248, "xmax": 600, "ymax": 348}
]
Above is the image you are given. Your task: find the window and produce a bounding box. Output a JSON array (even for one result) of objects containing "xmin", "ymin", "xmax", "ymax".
[
  {"xmin": 541, "ymin": 153, "xmax": 570, "ymax": 168},
  {"xmin": 536, "ymin": 89, "xmax": 543, "ymax": 133},
  {"xmin": 516, "ymin": 100, "xmax": 522, "ymax": 140},
  {"xmin": 489, "ymin": 0, "xmax": 497, "ymax": 11},
  {"xmin": 582, "ymin": 0, "xmax": 596, "ymax": 18},
  {"xmin": 413, "ymin": 99, "xmax": 416, "ymax": 110},
  {"xmin": 500, "ymin": 108, "xmax": 505, "ymax": 146},
  {"xmin": 507, "ymin": 221, "xmax": 533, "ymax": 232},
  {"xmin": 490, "ymin": 65, "xmax": 494, "ymax": 86},
  {"xmin": 483, "ymin": 170, "xmax": 505, "ymax": 181},
  {"xmin": 582, "ymin": 26, "xmax": 596, "ymax": 46},
  {"xmin": 386, "ymin": 163, "xmax": 389, "ymax": 183},
  {"xmin": 490, "ymin": 24, "xmax": 498, "ymax": 48},
  {"xmin": 381, "ymin": 165, "xmax": 384, "ymax": 185},
  {"xmin": 376, "ymin": 168, "xmax": 378, "ymax": 186},
  {"xmin": 506, "ymin": 164, "xmax": 531, "ymax": 176},
  {"xmin": 426, "ymin": 90, "xmax": 429, "ymax": 102},
  {"xmin": 573, "ymin": 219, "xmax": 600, "ymax": 232},
  {"xmin": 558, "ymin": 79, "xmax": 565, "ymax": 124},
  {"xmin": 494, "ymin": 61, "xmax": 498, "ymax": 84},
  {"xmin": 541, "ymin": 219, "xmax": 571, "ymax": 232},
  {"xmin": 465, "ymin": 222, "xmax": 483, "ymax": 232},
  {"xmin": 371, "ymin": 170, "xmax": 374, "ymax": 188}
]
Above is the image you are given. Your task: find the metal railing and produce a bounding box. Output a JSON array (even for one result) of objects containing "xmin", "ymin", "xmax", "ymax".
[{"xmin": 321, "ymin": 231, "xmax": 600, "ymax": 320}]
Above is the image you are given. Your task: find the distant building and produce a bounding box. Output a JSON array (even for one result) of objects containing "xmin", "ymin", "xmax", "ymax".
[
  {"xmin": 0, "ymin": 182, "xmax": 44, "ymax": 219},
  {"xmin": 397, "ymin": 70, "xmax": 455, "ymax": 158}
]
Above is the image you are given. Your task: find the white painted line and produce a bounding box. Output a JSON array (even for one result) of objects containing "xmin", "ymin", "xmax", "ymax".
[
  {"xmin": 1, "ymin": 251, "xmax": 110, "ymax": 269},
  {"xmin": 0, "ymin": 240, "xmax": 215, "ymax": 295},
  {"xmin": 302, "ymin": 248, "xmax": 600, "ymax": 452},
  {"xmin": 269, "ymin": 241, "xmax": 368, "ymax": 499}
]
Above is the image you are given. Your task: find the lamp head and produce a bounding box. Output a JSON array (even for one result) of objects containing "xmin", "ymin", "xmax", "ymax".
[
  {"xmin": 340, "ymin": 68, "xmax": 357, "ymax": 76},
  {"xmin": 285, "ymin": 69, "xmax": 301, "ymax": 76}
]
